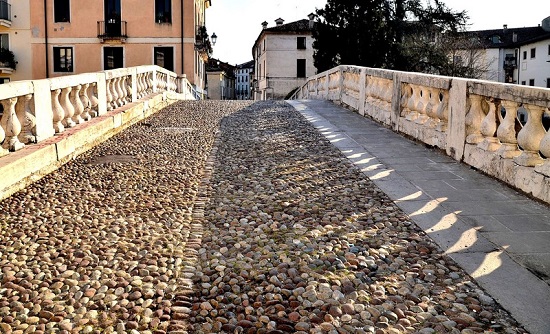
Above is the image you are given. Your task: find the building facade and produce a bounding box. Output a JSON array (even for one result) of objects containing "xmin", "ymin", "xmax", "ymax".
[
  {"xmin": 24, "ymin": 0, "xmax": 212, "ymax": 94},
  {"xmin": 252, "ymin": 16, "xmax": 317, "ymax": 100},
  {"xmin": 469, "ymin": 16, "xmax": 550, "ymax": 88},
  {"xmin": 235, "ymin": 60, "xmax": 253, "ymax": 100},
  {"xmin": 206, "ymin": 57, "xmax": 235, "ymax": 100},
  {"xmin": 0, "ymin": 0, "xmax": 33, "ymax": 83}
]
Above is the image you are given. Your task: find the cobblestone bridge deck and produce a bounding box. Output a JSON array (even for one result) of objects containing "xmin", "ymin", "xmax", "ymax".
[{"xmin": 0, "ymin": 100, "xmax": 548, "ymax": 334}]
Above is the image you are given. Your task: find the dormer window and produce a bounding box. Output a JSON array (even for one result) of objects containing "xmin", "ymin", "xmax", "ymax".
[{"xmin": 490, "ymin": 35, "xmax": 501, "ymax": 43}]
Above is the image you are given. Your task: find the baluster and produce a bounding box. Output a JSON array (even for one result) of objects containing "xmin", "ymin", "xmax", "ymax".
[
  {"xmin": 465, "ymin": 94, "xmax": 487, "ymax": 144},
  {"xmin": 60, "ymin": 87, "xmax": 76, "ymax": 128},
  {"xmin": 423, "ymin": 87, "xmax": 437, "ymax": 127},
  {"xmin": 478, "ymin": 98, "xmax": 501, "ymax": 151},
  {"xmin": 436, "ymin": 90, "xmax": 449, "ymax": 132},
  {"xmin": 383, "ymin": 79, "xmax": 392, "ymax": 110},
  {"xmin": 139, "ymin": 74, "xmax": 145, "ymax": 95},
  {"xmin": 1, "ymin": 97, "xmax": 24, "ymax": 151},
  {"xmin": 0, "ymin": 118, "xmax": 5, "ymax": 156},
  {"xmin": 122, "ymin": 76, "xmax": 132, "ymax": 104},
  {"xmin": 534, "ymin": 108, "xmax": 550, "ymax": 176},
  {"xmin": 51, "ymin": 89, "xmax": 65, "ymax": 133},
  {"xmin": 148, "ymin": 73, "xmax": 154, "ymax": 93},
  {"xmin": 80, "ymin": 83, "xmax": 92, "ymax": 121},
  {"xmin": 405, "ymin": 85, "xmax": 420, "ymax": 121},
  {"xmin": 17, "ymin": 94, "xmax": 37, "ymax": 144},
  {"xmin": 70, "ymin": 85, "xmax": 84, "ymax": 124},
  {"xmin": 88, "ymin": 83, "xmax": 99, "ymax": 117},
  {"xmin": 110, "ymin": 78, "xmax": 119, "ymax": 109},
  {"xmin": 514, "ymin": 104, "xmax": 546, "ymax": 166},
  {"xmin": 400, "ymin": 83, "xmax": 412, "ymax": 117},
  {"xmin": 414, "ymin": 87, "xmax": 430, "ymax": 124},
  {"xmin": 496, "ymin": 100, "xmax": 522, "ymax": 158},
  {"xmin": 135, "ymin": 74, "xmax": 142, "ymax": 98},
  {"xmin": 106, "ymin": 79, "xmax": 114, "ymax": 111},
  {"xmin": 118, "ymin": 77, "xmax": 125, "ymax": 105}
]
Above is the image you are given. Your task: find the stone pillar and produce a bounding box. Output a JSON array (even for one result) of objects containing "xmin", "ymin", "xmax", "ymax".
[{"xmin": 446, "ymin": 78, "xmax": 468, "ymax": 161}]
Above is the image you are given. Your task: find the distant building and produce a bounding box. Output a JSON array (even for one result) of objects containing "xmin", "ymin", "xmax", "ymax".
[
  {"xmin": 206, "ymin": 57, "xmax": 235, "ymax": 100},
  {"xmin": 252, "ymin": 15, "xmax": 317, "ymax": 100},
  {"xmin": 235, "ymin": 60, "xmax": 254, "ymax": 100},
  {"xmin": 468, "ymin": 16, "xmax": 550, "ymax": 87}
]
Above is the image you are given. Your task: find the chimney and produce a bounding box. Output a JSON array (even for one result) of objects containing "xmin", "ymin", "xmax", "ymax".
[
  {"xmin": 275, "ymin": 18, "xmax": 284, "ymax": 26},
  {"xmin": 308, "ymin": 13, "xmax": 316, "ymax": 29},
  {"xmin": 261, "ymin": 21, "xmax": 268, "ymax": 29},
  {"xmin": 503, "ymin": 24, "xmax": 508, "ymax": 33}
]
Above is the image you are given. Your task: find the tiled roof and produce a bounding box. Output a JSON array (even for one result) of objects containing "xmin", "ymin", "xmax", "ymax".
[
  {"xmin": 263, "ymin": 19, "xmax": 316, "ymax": 33},
  {"xmin": 469, "ymin": 26, "xmax": 550, "ymax": 48}
]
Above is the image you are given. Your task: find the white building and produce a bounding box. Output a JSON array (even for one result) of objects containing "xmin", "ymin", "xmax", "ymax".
[
  {"xmin": 252, "ymin": 15, "xmax": 317, "ymax": 100},
  {"xmin": 235, "ymin": 60, "xmax": 253, "ymax": 100},
  {"xmin": 470, "ymin": 16, "xmax": 550, "ymax": 88}
]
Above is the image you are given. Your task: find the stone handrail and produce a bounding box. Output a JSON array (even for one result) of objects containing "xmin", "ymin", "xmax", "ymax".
[
  {"xmin": 0, "ymin": 65, "xmax": 194, "ymax": 158},
  {"xmin": 291, "ymin": 65, "xmax": 550, "ymax": 204}
]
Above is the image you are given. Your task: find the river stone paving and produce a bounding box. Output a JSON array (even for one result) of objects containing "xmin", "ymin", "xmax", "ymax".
[
  {"xmin": 0, "ymin": 100, "xmax": 526, "ymax": 334},
  {"xmin": 188, "ymin": 101, "xmax": 526, "ymax": 334},
  {"xmin": 0, "ymin": 100, "xmax": 251, "ymax": 334}
]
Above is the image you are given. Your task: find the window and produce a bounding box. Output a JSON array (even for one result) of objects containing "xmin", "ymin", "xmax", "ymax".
[
  {"xmin": 103, "ymin": 47, "xmax": 123, "ymax": 70},
  {"xmin": 521, "ymin": 81, "xmax": 526, "ymax": 85},
  {"xmin": 154, "ymin": 47, "xmax": 174, "ymax": 71},
  {"xmin": 0, "ymin": 34, "xmax": 8, "ymax": 50},
  {"xmin": 297, "ymin": 37, "xmax": 306, "ymax": 49},
  {"xmin": 297, "ymin": 59, "xmax": 306, "ymax": 78},
  {"xmin": 548, "ymin": 45, "xmax": 550, "ymax": 55},
  {"xmin": 155, "ymin": 0, "xmax": 172, "ymax": 23},
  {"xmin": 547, "ymin": 79, "xmax": 550, "ymax": 88},
  {"xmin": 530, "ymin": 47, "xmax": 536, "ymax": 58},
  {"xmin": 529, "ymin": 79, "xmax": 535, "ymax": 86},
  {"xmin": 54, "ymin": 0, "xmax": 70, "ymax": 23},
  {"xmin": 53, "ymin": 47, "xmax": 73, "ymax": 72},
  {"xmin": 523, "ymin": 51, "xmax": 527, "ymax": 60}
]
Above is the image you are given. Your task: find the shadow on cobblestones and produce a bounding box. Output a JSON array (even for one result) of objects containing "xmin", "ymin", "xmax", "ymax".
[{"xmin": 189, "ymin": 101, "xmax": 526, "ymax": 334}]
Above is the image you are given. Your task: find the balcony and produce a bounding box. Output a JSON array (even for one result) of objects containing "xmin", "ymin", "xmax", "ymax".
[
  {"xmin": 0, "ymin": 0, "xmax": 11, "ymax": 28},
  {"xmin": 504, "ymin": 55, "xmax": 517, "ymax": 69},
  {"xmin": 97, "ymin": 20, "xmax": 128, "ymax": 43},
  {"xmin": 0, "ymin": 47, "xmax": 15, "ymax": 74}
]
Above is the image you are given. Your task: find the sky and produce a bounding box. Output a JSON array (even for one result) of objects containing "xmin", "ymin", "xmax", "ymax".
[{"xmin": 206, "ymin": 0, "xmax": 550, "ymax": 66}]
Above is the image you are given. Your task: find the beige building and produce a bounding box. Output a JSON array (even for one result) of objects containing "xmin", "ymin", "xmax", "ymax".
[
  {"xmin": 0, "ymin": 0, "xmax": 33, "ymax": 83},
  {"xmin": 252, "ymin": 15, "xmax": 317, "ymax": 100},
  {"xmin": 21, "ymin": 0, "xmax": 212, "ymax": 95},
  {"xmin": 206, "ymin": 57, "xmax": 235, "ymax": 100}
]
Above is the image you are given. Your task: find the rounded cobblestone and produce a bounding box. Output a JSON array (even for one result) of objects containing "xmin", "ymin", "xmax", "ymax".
[{"xmin": 0, "ymin": 100, "xmax": 527, "ymax": 334}]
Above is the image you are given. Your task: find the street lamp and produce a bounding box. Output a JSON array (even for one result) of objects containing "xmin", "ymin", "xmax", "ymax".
[{"xmin": 211, "ymin": 32, "xmax": 217, "ymax": 46}]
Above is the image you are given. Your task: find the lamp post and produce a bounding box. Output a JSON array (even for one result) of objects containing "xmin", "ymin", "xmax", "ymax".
[{"xmin": 211, "ymin": 32, "xmax": 217, "ymax": 46}]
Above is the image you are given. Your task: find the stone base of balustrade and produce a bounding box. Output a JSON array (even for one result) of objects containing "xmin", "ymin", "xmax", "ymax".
[
  {"xmin": 342, "ymin": 94, "xmax": 359, "ymax": 111},
  {"xmin": 464, "ymin": 143, "xmax": 550, "ymax": 204},
  {"xmin": 398, "ymin": 118, "xmax": 446, "ymax": 150},
  {"xmin": 0, "ymin": 91, "xmax": 179, "ymax": 201}
]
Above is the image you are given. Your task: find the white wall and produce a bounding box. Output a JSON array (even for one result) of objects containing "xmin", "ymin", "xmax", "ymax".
[{"xmin": 519, "ymin": 40, "xmax": 550, "ymax": 87}]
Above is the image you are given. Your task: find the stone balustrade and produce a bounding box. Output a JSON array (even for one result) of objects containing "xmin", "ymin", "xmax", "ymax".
[
  {"xmin": 292, "ymin": 65, "xmax": 550, "ymax": 204},
  {"xmin": 0, "ymin": 65, "xmax": 195, "ymax": 199},
  {"xmin": 0, "ymin": 65, "xmax": 190, "ymax": 158}
]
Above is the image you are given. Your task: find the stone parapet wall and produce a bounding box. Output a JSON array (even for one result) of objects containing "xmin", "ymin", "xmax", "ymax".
[
  {"xmin": 0, "ymin": 65, "xmax": 195, "ymax": 200},
  {"xmin": 291, "ymin": 65, "xmax": 550, "ymax": 204}
]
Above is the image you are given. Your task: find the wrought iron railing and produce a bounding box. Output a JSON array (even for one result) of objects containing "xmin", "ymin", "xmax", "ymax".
[{"xmin": 97, "ymin": 21, "xmax": 128, "ymax": 40}]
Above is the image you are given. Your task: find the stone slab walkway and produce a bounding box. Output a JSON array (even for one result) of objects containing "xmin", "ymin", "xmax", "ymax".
[{"xmin": 288, "ymin": 99, "xmax": 550, "ymax": 334}]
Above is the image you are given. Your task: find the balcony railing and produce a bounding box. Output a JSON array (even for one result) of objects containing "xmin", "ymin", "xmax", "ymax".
[
  {"xmin": 0, "ymin": 0, "xmax": 11, "ymax": 27},
  {"xmin": 97, "ymin": 20, "xmax": 128, "ymax": 42}
]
